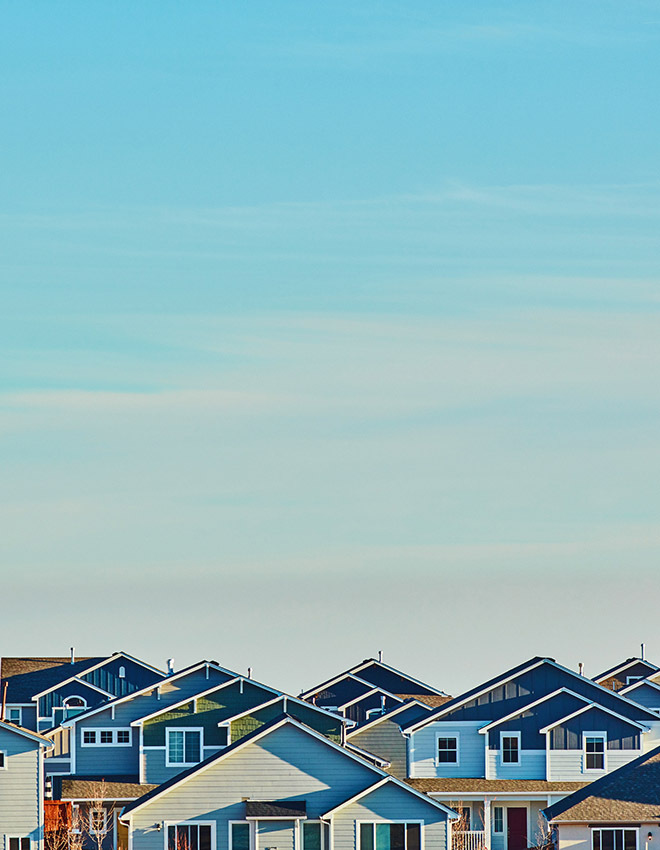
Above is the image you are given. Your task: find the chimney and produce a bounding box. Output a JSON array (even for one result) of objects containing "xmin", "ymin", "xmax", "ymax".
[
  {"xmin": 166, "ymin": 658, "xmax": 175, "ymax": 675},
  {"xmin": 378, "ymin": 650, "xmax": 383, "ymax": 663},
  {"xmin": 70, "ymin": 647, "xmax": 75, "ymax": 664},
  {"xmin": 642, "ymin": 643, "xmax": 646, "ymax": 661},
  {"xmin": 578, "ymin": 662, "xmax": 584, "ymax": 676}
]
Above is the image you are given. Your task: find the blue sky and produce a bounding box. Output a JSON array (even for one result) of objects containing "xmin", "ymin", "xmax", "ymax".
[{"xmin": 2, "ymin": 1, "xmax": 660, "ymax": 694}]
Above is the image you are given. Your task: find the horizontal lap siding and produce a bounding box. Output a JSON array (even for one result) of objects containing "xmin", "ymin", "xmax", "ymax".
[
  {"xmin": 131, "ymin": 725, "xmax": 379, "ymax": 850},
  {"xmin": 349, "ymin": 722, "xmax": 408, "ymax": 778},
  {"xmin": 547, "ymin": 749, "xmax": 640, "ymax": 780},
  {"xmin": 0, "ymin": 735, "xmax": 40, "ymax": 838},
  {"xmin": 409, "ymin": 723, "xmax": 484, "ymax": 778},
  {"xmin": 258, "ymin": 822, "xmax": 295, "ymax": 850},
  {"xmin": 75, "ymin": 738, "xmax": 140, "ymax": 776},
  {"xmin": 332, "ymin": 783, "xmax": 447, "ymax": 850},
  {"xmin": 486, "ymin": 750, "xmax": 546, "ymax": 779}
]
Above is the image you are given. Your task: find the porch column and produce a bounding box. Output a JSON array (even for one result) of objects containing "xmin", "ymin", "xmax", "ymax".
[{"xmin": 483, "ymin": 799, "xmax": 491, "ymax": 850}]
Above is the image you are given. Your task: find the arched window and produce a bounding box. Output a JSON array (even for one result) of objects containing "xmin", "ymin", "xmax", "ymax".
[
  {"xmin": 118, "ymin": 666, "xmax": 126, "ymax": 679},
  {"xmin": 63, "ymin": 696, "xmax": 87, "ymax": 720}
]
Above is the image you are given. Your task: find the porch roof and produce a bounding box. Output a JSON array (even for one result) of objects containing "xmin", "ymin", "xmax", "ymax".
[{"xmin": 406, "ymin": 778, "xmax": 588, "ymax": 794}]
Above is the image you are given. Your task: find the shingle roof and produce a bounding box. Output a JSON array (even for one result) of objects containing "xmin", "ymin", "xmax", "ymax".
[
  {"xmin": 245, "ymin": 801, "xmax": 307, "ymax": 818},
  {"xmin": 395, "ymin": 694, "xmax": 453, "ymax": 708},
  {"xmin": 1, "ymin": 657, "xmax": 103, "ymax": 702},
  {"xmin": 544, "ymin": 746, "xmax": 660, "ymax": 823},
  {"xmin": 52, "ymin": 776, "xmax": 157, "ymax": 800},
  {"xmin": 407, "ymin": 778, "xmax": 589, "ymax": 794}
]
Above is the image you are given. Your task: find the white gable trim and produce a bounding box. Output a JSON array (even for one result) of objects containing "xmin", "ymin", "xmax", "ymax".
[
  {"xmin": 594, "ymin": 659, "xmax": 660, "ymax": 684},
  {"xmin": 404, "ymin": 659, "xmax": 548, "ymax": 732},
  {"xmin": 121, "ymin": 716, "xmax": 386, "ymax": 819},
  {"xmin": 322, "ymin": 776, "xmax": 459, "ymax": 818},
  {"xmin": 539, "ymin": 703, "xmax": 648, "ymax": 733},
  {"xmin": 0, "ymin": 720, "xmax": 53, "ymax": 747},
  {"xmin": 338, "ymin": 686, "xmax": 404, "ymax": 711},
  {"xmin": 33, "ymin": 676, "xmax": 115, "ymax": 701},
  {"xmin": 61, "ymin": 661, "xmax": 237, "ymax": 728},
  {"xmin": 348, "ymin": 659, "xmax": 447, "ymax": 696},
  {"xmin": 346, "ymin": 700, "xmax": 430, "ymax": 739},
  {"xmin": 478, "ymin": 689, "xmax": 593, "ymax": 733},
  {"xmin": 620, "ymin": 679, "xmax": 660, "ymax": 696}
]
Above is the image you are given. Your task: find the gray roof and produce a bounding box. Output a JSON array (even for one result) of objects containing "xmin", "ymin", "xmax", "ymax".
[
  {"xmin": 245, "ymin": 801, "xmax": 307, "ymax": 818},
  {"xmin": 545, "ymin": 746, "xmax": 660, "ymax": 823},
  {"xmin": 407, "ymin": 778, "xmax": 588, "ymax": 794}
]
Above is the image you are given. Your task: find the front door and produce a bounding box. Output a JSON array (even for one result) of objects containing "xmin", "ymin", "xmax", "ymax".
[{"xmin": 507, "ymin": 808, "xmax": 528, "ymax": 850}]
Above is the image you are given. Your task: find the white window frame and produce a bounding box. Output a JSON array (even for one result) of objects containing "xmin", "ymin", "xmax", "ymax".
[
  {"xmin": 0, "ymin": 750, "xmax": 7, "ymax": 770},
  {"xmin": 300, "ymin": 820, "xmax": 330, "ymax": 850},
  {"xmin": 7, "ymin": 838, "xmax": 31, "ymax": 850},
  {"xmin": 89, "ymin": 809, "xmax": 108, "ymax": 834},
  {"xmin": 71, "ymin": 804, "xmax": 82, "ymax": 834},
  {"xmin": 6, "ymin": 707, "xmax": 22, "ymax": 725},
  {"xmin": 591, "ymin": 827, "xmax": 639, "ymax": 850},
  {"xmin": 165, "ymin": 821, "xmax": 216, "ymax": 850},
  {"xmin": 356, "ymin": 821, "xmax": 424, "ymax": 850},
  {"xmin": 228, "ymin": 821, "xmax": 254, "ymax": 850},
  {"xmin": 366, "ymin": 708, "xmax": 384, "ymax": 720},
  {"xmin": 584, "ymin": 732, "xmax": 607, "ymax": 772},
  {"xmin": 166, "ymin": 727, "xmax": 204, "ymax": 767},
  {"xmin": 80, "ymin": 728, "xmax": 132, "ymax": 747},
  {"xmin": 500, "ymin": 731, "xmax": 521, "ymax": 765},
  {"xmin": 435, "ymin": 734, "xmax": 460, "ymax": 766},
  {"xmin": 216, "ymin": 722, "xmax": 230, "ymax": 748},
  {"xmin": 492, "ymin": 807, "xmax": 504, "ymax": 834},
  {"xmin": 118, "ymin": 666, "xmax": 126, "ymax": 679}
]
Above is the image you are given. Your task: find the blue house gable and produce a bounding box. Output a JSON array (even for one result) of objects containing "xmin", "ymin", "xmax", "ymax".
[{"xmin": 120, "ymin": 715, "xmax": 457, "ymax": 850}]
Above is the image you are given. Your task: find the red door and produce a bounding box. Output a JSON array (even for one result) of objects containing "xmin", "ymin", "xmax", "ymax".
[{"xmin": 507, "ymin": 808, "xmax": 528, "ymax": 850}]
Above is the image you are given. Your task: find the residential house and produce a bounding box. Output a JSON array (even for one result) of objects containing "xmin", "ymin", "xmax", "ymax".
[
  {"xmin": 593, "ymin": 657, "xmax": 660, "ymax": 693},
  {"xmin": 0, "ymin": 652, "xmax": 165, "ymax": 733},
  {"xmin": 544, "ymin": 744, "xmax": 660, "ymax": 850},
  {"xmin": 0, "ymin": 719, "xmax": 53, "ymax": 850},
  {"xmin": 401, "ymin": 656, "xmax": 660, "ymax": 850},
  {"xmin": 119, "ymin": 714, "xmax": 458, "ymax": 850},
  {"xmin": 301, "ymin": 657, "xmax": 450, "ymax": 726}
]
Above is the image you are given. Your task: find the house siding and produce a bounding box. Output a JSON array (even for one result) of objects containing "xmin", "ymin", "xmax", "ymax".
[
  {"xmin": 0, "ymin": 729, "xmax": 42, "ymax": 850},
  {"xmin": 409, "ymin": 723, "xmax": 485, "ymax": 778},
  {"xmin": 349, "ymin": 721, "xmax": 408, "ymax": 779},
  {"xmin": 129, "ymin": 724, "xmax": 381, "ymax": 850},
  {"xmin": 547, "ymin": 749, "xmax": 640, "ymax": 781},
  {"xmin": 257, "ymin": 822, "xmax": 295, "ymax": 850},
  {"xmin": 332, "ymin": 782, "xmax": 448, "ymax": 850},
  {"xmin": 485, "ymin": 749, "xmax": 546, "ymax": 779}
]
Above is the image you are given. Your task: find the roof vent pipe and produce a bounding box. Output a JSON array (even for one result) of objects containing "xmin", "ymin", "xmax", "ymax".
[
  {"xmin": 378, "ymin": 650, "xmax": 383, "ymax": 663},
  {"xmin": 166, "ymin": 658, "xmax": 175, "ymax": 675},
  {"xmin": 247, "ymin": 667, "xmax": 252, "ymax": 680},
  {"xmin": 70, "ymin": 647, "xmax": 75, "ymax": 664},
  {"xmin": 642, "ymin": 643, "xmax": 646, "ymax": 661},
  {"xmin": 578, "ymin": 662, "xmax": 584, "ymax": 676}
]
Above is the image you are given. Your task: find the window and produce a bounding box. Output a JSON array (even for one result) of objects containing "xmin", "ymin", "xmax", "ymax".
[
  {"xmin": 167, "ymin": 729, "xmax": 202, "ymax": 766},
  {"xmin": 359, "ymin": 823, "xmax": 422, "ymax": 850},
  {"xmin": 7, "ymin": 707, "xmax": 22, "ymax": 725},
  {"xmin": 217, "ymin": 724, "xmax": 230, "ymax": 747},
  {"xmin": 585, "ymin": 735, "xmax": 606, "ymax": 771},
  {"xmin": 118, "ymin": 666, "xmax": 126, "ymax": 679},
  {"xmin": 8, "ymin": 839, "xmax": 30, "ymax": 850},
  {"xmin": 456, "ymin": 808, "xmax": 471, "ymax": 831},
  {"xmin": 437, "ymin": 736, "xmax": 459, "ymax": 764},
  {"xmin": 366, "ymin": 708, "xmax": 385, "ymax": 720},
  {"xmin": 493, "ymin": 808, "xmax": 503, "ymax": 834},
  {"xmin": 168, "ymin": 824, "xmax": 212, "ymax": 850},
  {"xmin": 81, "ymin": 728, "xmax": 132, "ymax": 746},
  {"xmin": 71, "ymin": 804, "xmax": 81, "ymax": 833},
  {"xmin": 229, "ymin": 822, "xmax": 251, "ymax": 850},
  {"xmin": 0, "ymin": 751, "xmax": 6, "ymax": 769},
  {"xmin": 89, "ymin": 809, "xmax": 107, "ymax": 834},
  {"xmin": 302, "ymin": 822, "xmax": 330, "ymax": 850},
  {"xmin": 63, "ymin": 697, "xmax": 87, "ymax": 720},
  {"xmin": 501, "ymin": 733, "xmax": 520, "ymax": 764},
  {"xmin": 592, "ymin": 829, "xmax": 637, "ymax": 850}
]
